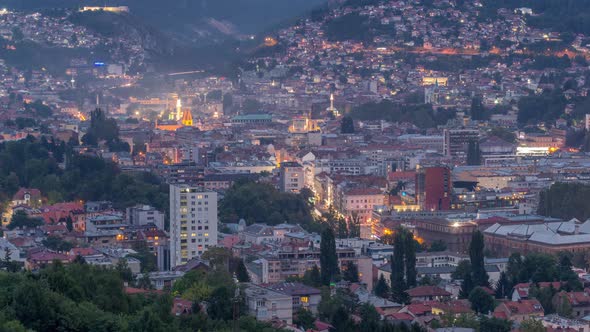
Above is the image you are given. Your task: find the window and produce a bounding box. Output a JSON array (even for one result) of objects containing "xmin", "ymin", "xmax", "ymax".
[{"xmin": 300, "ymin": 296, "xmax": 309, "ymax": 303}]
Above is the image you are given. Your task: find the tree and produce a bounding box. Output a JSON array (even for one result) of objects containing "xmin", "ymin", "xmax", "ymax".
[
  {"xmin": 294, "ymin": 307, "xmax": 315, "ymax": 330},
  {"xmin": 466, "ymin": 140, "xmax": 481, "ymax": 165},
  {"xmin": 507, "ymin": 253, "xmax": 523, "ymax": 283},
  {"xmin": 374, "ymin": 274, "xmax": 390, "ymax": 298},
  {"xmin": 236, "ymin": 259, "xmax": 250, "ymax": 282},
  {"xmin": 469, "ymin": 231, "xmax": 489, "ymax": 287},
  {"xmin": 405, "ymin": 231, "xmax": 417, "ymax": 288},
  {"xmin": 8, "ymin": 210, "xmax": 44, "ymax": 230},
  {"xmin": 201, "ymin": 247, "xmax": 231, "ymax": 271},
  {"xmin": 495, "ymin": 272, "xmax": 511, "ymax": 299},
  {"xmin": 320, "ymin": 228, "xmax": 340, "ymax": 285},
  {"xmin": 331, "ymin": 306, "xmax": 353, "ymax": 332},
  {"xmin": 469, "ymin": 287, "xmax": 495, "ymax": 314},
  {"xmin": 137, "ymin": 273, "xmax": 153, "ymax": 290},
  {"xmin": 207, "ymin": 286, "xmax": 233, "ymax": 320},
  {"xmin": 558, "ymin": 252, "xmax": 583, "ymax": 290},
  {"xmin": 65, "ymin": 216, "xmax": 73, "ymax": 232},
  {"xmin": 460, "ymin": 273, "xmax": 474, "ymax": 299},
  {"xmin": 115, "ymin": 258, "xmax": 133, "ymax": 283},
  {"xmin": 359, "ymin": 303, "xmax": 380, "ymax": 332},
  {"xmin": 480, "ymin": 317, "xmax": 511, "ymax": 332},
  {"xmin": 520, "ymin": 319, "xmax": 547, "ymax": 332},
  {"xmin": 490, "ymin": 127, "xmax": 516, "ymax": 143},
  {"xmin": 554, "ymin": 293, "xmax": 573, "ymax": 318},
  {"xmin": 303, "ymin": 265, "xmax": 322, "ymax": 287},
  {"xmin": 530, "ymin": 285, "xmax": 556, "ymax": 314},
  {"xmin": 343, "ymin": 261, "xmax": 359, "ymax": 283},
  {"xmin": 428, "ymin": 240, "xmax": 447, "ymax": 252},
  {"xmin": 42, "ymin": 236, "xmax": 74, "ymax": 252},
  {"xmin": 348, "ymin": 212, "xmax": 361, "ymax": 238},
  {"xmin": 470, "ymin": 97, "xmax": 488, "ymax": 121},
  {"xmin": 391, "ymin": 230, "xmax": 409, "ymax": 304},
  {"xmin": 129, "ymin": 308, "xmax": 166, "ymax": 332},
  {"xmin": 341, "ymin": 116, "xmax": 355, "ymax": 134},
  {"xmin": 453, "ymin": 260, "xmax": 472, "ymax": 280}
]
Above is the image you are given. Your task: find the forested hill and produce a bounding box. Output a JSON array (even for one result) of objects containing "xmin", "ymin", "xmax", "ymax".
[{"xmin": 0, "ymin": 0, "xmax": 327, "ymax": 37}]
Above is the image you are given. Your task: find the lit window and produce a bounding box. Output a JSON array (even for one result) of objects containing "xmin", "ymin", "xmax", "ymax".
[{"xmin": 300, "ymin": 296, "xmax": 309, "ymax": 303}]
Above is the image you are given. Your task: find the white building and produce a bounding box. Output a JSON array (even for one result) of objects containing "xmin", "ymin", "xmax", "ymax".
[
  {"xmin": 126, "ymin": 205, "xmax": 165, "ymax": 230},
  {"xmin": 169, "ymin": 185, "xmax": 218, "ymax": 267},
  {"xmin": 244, "ymin": 283, "xmax": 293, "ymax": 325}
]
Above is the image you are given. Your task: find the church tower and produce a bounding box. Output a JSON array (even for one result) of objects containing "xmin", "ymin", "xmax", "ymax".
[{"xmin": 181, "ymin": 108, "xmax": 193, "ymax": 126}]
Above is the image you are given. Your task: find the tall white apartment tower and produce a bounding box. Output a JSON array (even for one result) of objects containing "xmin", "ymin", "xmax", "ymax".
[{"xmin": 169, "ymin": 184, "xmax": 218, "ymax": 267}]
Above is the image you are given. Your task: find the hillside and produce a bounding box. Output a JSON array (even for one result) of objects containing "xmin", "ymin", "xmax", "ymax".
[{"xmin": 0, "ymin": 0, "xmax": 327, "ymax": 40}]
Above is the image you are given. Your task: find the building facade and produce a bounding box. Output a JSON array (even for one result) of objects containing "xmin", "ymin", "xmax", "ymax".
[
  {"xmin": 169, "ymin": 185, "xmax": 218, "ymax": 267},
  {"xmin": 126, "ymin": 205, "xmax": 165, "ymax": 230},
  {"xmin": 415, "ymin": 166, "xmax": 452, "ymax": 211},
  {"xmin": 443, "ymin": 128, "xmax": 479, "ymax": 158},
  {"xmin": 280, "ymin": 162, "xmax": 305, "ymax": 193}
]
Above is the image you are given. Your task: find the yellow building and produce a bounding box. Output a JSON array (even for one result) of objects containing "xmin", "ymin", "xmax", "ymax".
[{"xmin": 422, "ymin": 77, "xmax": 448, "ymax": 86}]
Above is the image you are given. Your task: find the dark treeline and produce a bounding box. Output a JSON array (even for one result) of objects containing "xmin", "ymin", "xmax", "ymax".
[
  {"xmin": 349, "ymin": 100, "xmax": 456, "ymax": 128},
  {"xmin": 0, "ymin": 255, "xmax": 286, "ymax": 332},
  {"xmin": 0, "ymin": 136, "xmax": 168, "ymax": 213},
  {"xmin": 538, "ymin": 182, "xmax": 590, "ymax": 221},
  {"xmin": 219, "ymin": 180, "xmax": 315, "ymax": 227}
]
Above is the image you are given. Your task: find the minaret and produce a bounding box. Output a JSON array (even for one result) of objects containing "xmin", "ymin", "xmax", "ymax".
[
  {"xmin": 176, "ymin": 98, "xmax": 182, "ymax": 121},
  {"xmin": 327, "ymin": 93, "xmax": 339, "ymax": 117},
  {"xmin": 330, "ymin": 93, "xmax": 334, "ymax": 110}
]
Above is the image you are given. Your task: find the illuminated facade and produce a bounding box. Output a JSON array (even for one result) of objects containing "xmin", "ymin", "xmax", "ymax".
[
  {"xmin": 80, "ymin": 6, "xmax": 129, "ymax": 13},
  {"xmin": 422, "ymin": 77, "xmax": 448, "ymax": 86},
  {"xmin": 181, "ymin": 108, "xmax": 193, "ymax": 126},
  {"xmin": 175, "ymin": 98, "xmax": 182, "ymax": 121},
  {"xmin": 326, "ymin": 93, "xmax": 339, "ymax": 117},
  {"xmin": 169, "ymin": 185, "xmax": 217, "ymax": 267}
]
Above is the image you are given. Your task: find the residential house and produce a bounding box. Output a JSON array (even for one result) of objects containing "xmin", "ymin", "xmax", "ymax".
[
  {"xmin": 556, "ymin": 290, "xmax": 590, "ymax": 319},
  {"xmin": 407, "ymin": 286, "xmax": 452, "ymax": 302},
  {"xmin": 493, "ymin": 299, "xmax": 544, "ymax": 322},
  {"xmin": 265, "ymin": 282, "xmax": 321, "ymax": 314},
  {"xmin": 244, "ymin": 283, "xmax": 293, "ymax": 325}
]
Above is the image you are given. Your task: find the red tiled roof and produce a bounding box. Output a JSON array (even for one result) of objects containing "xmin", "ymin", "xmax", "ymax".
[
  {"xmin": 387, "ymin": 312, "xmax": 414, "ymax": 321},
  {"xmin": 125, "ymin": 287, "xmax": 164, "ymax": 295},
  {"xmin": 314, "ymin": 320, "xmax": 333, "ymax": 331},
  {"xmin": 345, "ymin": 188, "xmax": 383, "ymax": 196},
  {"xmin": 405, "ymin": 303, "xmax": 432, "ymax": 316},
  {"xmin": 69, "ymin": 247, "xmax": 99, "ymax": 257},
  {"xmin": 28, "ymin": 250, "xmax": 70, "ymax": 262},
  {"xmin": 496, "ymin": 299, "xmax": 544, "ymax": 316},
  {"xmin": 513, "ymin": 282, "xmax": 563, "ymax": 298},
  {"xmin": 494, "ymin": 311, "xmax": 508, "ymax": 319},
  {"xmin": 12, "ymin": 188, "xmax": 41, "ymax": 201},
  {"xmin": 388, "ymin": 171, "xmax": 416, "ymax": 182},
  {"xmin": 407, "ymin": 286, "xmax": 452, "ymax": 298},
  {"xmin": 171, "ymin": 297, "xmax": 193, "ymax": 315},
  {"xmin": 561, "ymin": 290, "xmax": 590, "ymax": 306},
  {"xmin": 427, "ymin": 300, "xmax": 473, "ymax": 314}
]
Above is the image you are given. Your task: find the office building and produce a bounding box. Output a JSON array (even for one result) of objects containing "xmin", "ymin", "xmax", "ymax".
[
  {"xmin": 415, "ymin": 166, "xmax": 452, "ymax": 211},
  {"xmin": 126, "ymin": 205, "xmax": 165, "ymax": 230},
  {"xmin": 169, "ymin": 185, "xmax": 218, "ymax": 267},
  {"xmin": 443, "ymin": 128, "xmax": 479, "ymax": 158}
]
